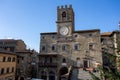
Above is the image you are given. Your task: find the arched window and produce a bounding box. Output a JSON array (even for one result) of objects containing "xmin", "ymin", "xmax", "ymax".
[
  {"xmin": 74, "ymin": 43, "xmax": 80, "ymax": 50},
  {"xmin": 7, "ymin": 57, "xmax": 11, "ymax": 62},
  {"xmin": 50, "ymin": 57, "xmax": 52, "ymax": 63},
  {"xmin": 1, "ymin": 68, "xmax": 4, "ymax": 74},
  {"xmin": 76, "ymin": 57, "xmax": 80, "ymax": 67},
  {"xmin": 62, "ymin": 45, "xmax": 66, "ymax": 51},
  {"xmin": 3, "ymin": 56, "xmax": 6, "ymax": 62},
  {"xmin": 62, "ymin": 11, "xmax": 66, "ymax": 17},
  {"xmin": 41, "ymin": 45, "xmax": 46, "ymax": 51},
  {"xmin": 6, "ymin": 67, "xmax": 9, "ymax": 73},
  {"xmin": 12, "ymin": 57, "xmax": 16, "ymax": 62},
  {"xmin": 51, "ymin": 45, "xmax": 55, "ymax": 51},
  {"xmin": 62, "ymin": 58, "xmax": 66, "ymax": 63},
  {"xmin": 62, "ymin": 11, "xmax": 66, "ymax": 20},
  {"xmin": 12, "ymin": 67, "xmax": 14, "ymax": 72}
]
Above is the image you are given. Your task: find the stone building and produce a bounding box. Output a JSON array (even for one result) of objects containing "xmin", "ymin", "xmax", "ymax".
[
  {"xmin": 112, "ymin": 31, "xmax": 120, "ymax": 69},
  {"xmin": 38, "ymin": 5, "xmax": 103, "ymax": 80},
  {"xmin": 0, "ymin": 39, "xmax": 36, "ymax": 80},
  {"xmin": 101, "ymin": 31, "xmax": 120, "ymax": 70},
  {"xmin": 0, "ymin": 39, "xmax": 26, "ymax": 80},
  {"xmin": 15, "ymin": 50, "xmax": 36, "ymax": 80},
  {"xmin": 0, "ymin": 49, "xmax": 16, "ymax": 80},
  {"xmin": 0, "ymin": 39, "xmax": 26, "ymax": 52}
]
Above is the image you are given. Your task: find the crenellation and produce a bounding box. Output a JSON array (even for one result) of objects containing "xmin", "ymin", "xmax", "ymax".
[
  {"xmin": 57, "ymin": 5, "xmax": 72, "ymax": 9},
  {"xmin": 65, "ymin": 5, "xmax": 67, "ymax": 8},
  {"xmin": 61, "ymin": 5, "xmax": 63, "ymax": 9},
  {"xmin": 57, "ymin": 6, "xmax": 60, "ymax": 9},
  {"xmin": 69, "ymin": 4, "xmax": 72, "ymax": 8}
]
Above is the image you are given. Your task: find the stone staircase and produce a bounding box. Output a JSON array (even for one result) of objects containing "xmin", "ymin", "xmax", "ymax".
[
  {"xmin": 77, "ymin": 69, "xmax": 92, "ymax": 80},
  {"xmin": 70, "ymin": 68, "xmax": 100, "ymax": 80}
]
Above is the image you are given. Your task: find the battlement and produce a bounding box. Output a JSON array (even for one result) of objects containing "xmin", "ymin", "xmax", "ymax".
[{"xmin": 57, "ymin": 5, "xmax": 72, "ymax": 9}]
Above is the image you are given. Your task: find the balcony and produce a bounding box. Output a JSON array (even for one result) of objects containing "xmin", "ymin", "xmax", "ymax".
[{"xmin": 38, "ymin": 62, "xmax": 57, "ymax": 67}]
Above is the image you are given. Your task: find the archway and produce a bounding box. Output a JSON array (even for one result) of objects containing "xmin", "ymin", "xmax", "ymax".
[
  {"xmin": 83, "ymin": 60, "xmax": 88, "ymax": 68},
  {"xmin": 20, "ymin": 77, "xmax": 24, "ymax": 80},
  {"xmin": 76, "ymin": 57, "xmax": 80, "ymax": 67},
  {"xmin": 41, "ymin": 71, "xmax": 47, "ymax": 80},
  {"xmin": 49, "ymin": 71, "xmax": 55, "ymax": 80},
  {"xmin": 59, "ymin": 67, "xmax": 68, "ymax": 75},
  {"xmin": 59, "ymin": 66, "xmax": 68, "ymax": 80}
]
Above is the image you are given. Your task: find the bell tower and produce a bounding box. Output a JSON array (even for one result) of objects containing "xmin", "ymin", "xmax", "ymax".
[{"xmin": 56, "ymin": 5, "xmax": 75, "ymax": 36}]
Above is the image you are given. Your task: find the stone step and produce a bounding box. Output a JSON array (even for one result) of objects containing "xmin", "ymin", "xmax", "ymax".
[
  {"xmin": 71, "ymin": 68, "xmax": 100, "ymax": 80},
  {"xmin": 78, "ymin": 69, "xmax": 92, "ymax": 80}
]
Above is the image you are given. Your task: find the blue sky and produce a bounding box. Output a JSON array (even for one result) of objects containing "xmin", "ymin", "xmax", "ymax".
[{"xmin": 0, "ymin": 0, "xmax": 120, "ymax": 52}]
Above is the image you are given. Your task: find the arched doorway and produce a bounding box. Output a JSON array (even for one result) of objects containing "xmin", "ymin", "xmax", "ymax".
[
  {"xmin": 15, "ymin": 76, "xmax": 19, "ymax": 80},
  {"xmin": 20, "ymin": 77, "xmax": 24, "ymax": 80},
  {"xmin": 49, "ymin": 71, "xmax": 55, "ymax": 80},
  {"xmin": 41, "ymin": 71, "xmax": 47, "ymax": 80},
  {"xmin": 59, "ymin": 67, "xmax": 68, "ymax": 80},
  {"xmin": 83, "ymin": 60, "xmax": 89, "ymax": 68},
  {"xmin": 76, "ymin": 57, "xmax": 80, "ymax": 67}
]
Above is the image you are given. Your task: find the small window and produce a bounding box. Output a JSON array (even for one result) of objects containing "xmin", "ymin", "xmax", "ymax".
[
  {"xmin": 89, "ymin": 33, "xmax": 93, "ymax": 37},
  {"xmin": 76, "ymin": 57, "xmax": 80, "ymax": 60},
  {"xmin": 74, "ymin": 44, "xmax": 80, "ymax": 50},
  {"xmin": 41, "ymin": 45, "xmax": 46, "ymax": 51},
  {"xmin": 42, "ymin": 36, "xmax": 45, "ymax": 39},
  {"xmin": 50, "ymin": 57, "xmax": 52, "ymax": 63},
  {"xmin": 3, "ymin": 56, "xmax": 6, "ymax": 62},
  {"xmin": 12, "ymin": 57, "xmax": 16, "ymax": 62},
  {"xmin": 62, "ymin": 11, "xmax": 66, "ymax": 18},
  {"xmin": 52, "ymin": 35, "xmax": 55, "ymax": 39},
  {"xmin": 51, "ymin": 45, "xmax": 56, "ymax": 51},
  {"xmin": 101, "ymin": 38, "xmax": 104, "ymax": 42},
  {"xmin": 6, "ymin": 67, "xmax": 9, "ymax": 73},
  {"xmin": 12, "ymin": 67, "xmax": 14, "ymax": 72},
  {"xmin": 7, "ymin": 57, "xmax": 11, "ymax": 62},
  {"xmin": 62, "ymin": 58, "xmax": 66, "ymax": 63},
  {"xmin": 62, "ymin": 45, "xmax": 66, "ymax": 51},
  {"xmin": 1, "ymin": 68, "xmax": 4, "ymax": 74},
  {"xmin": 74, "ymin": 45, "xmax": 78, "ymax": 50},
  {"xmin": 89, "ymin": 44, "xmax": 93, "ymax": 50},
  {"xmin": 62, "ymin": 11, "xmax": 67, "ymax": 20},
  {"xmin": 76, "ymin": 57, "xmax": 80, "ymax": 67},
  {"xmin": 74, "ymin": 34, "xmax": 78, "ymax": 38},
  {"xmin": 17, "ymin": 59, "xmax": 20, "ymax": 64},
  {"xmin": 22, "ymin": 57, "xmax": 24, "ymax": 60}
]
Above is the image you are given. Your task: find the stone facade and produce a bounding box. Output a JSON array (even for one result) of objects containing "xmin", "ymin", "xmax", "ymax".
[
  {"xmin": 0, "ymin": 39, "xmax": 26, "ymax": 52},
  {"xmin": 0, "ymin": 49, "xmax": 16, "ymax": 80},
  {"xmin": 101, "ymin": 31, "xmax": 120, "ymax": 70},
  {"xmin": 0, "ymin": 39, "xmax": 36, "ymax": 80},
  {"xmin": 15, "ymin": 50, "xmax": 36, "ymax": 80},
  {"xmin": 39, "ymin": 5, "xmax": 103, "ymax": 80}
]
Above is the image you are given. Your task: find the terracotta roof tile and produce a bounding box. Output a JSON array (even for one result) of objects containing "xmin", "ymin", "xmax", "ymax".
[{"xmin": 101, "ymin": 32, "xmax": 112, "ymax": 36}]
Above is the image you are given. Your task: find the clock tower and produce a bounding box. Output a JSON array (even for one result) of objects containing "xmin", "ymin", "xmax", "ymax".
[{"xmin": 56, "ymin": 5, "xmax": 74, "ymax": 36}]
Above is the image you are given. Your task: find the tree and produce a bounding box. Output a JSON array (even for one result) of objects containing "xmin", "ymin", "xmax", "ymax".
[{"xmin": 90, "ymin": 31, "xmax": 120, "ymax": 80}]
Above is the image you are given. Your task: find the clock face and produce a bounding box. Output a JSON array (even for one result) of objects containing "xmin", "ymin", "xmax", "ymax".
[{"xmin": 60, "ymin": 26, "xmax": 68, "ymax": 35}]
